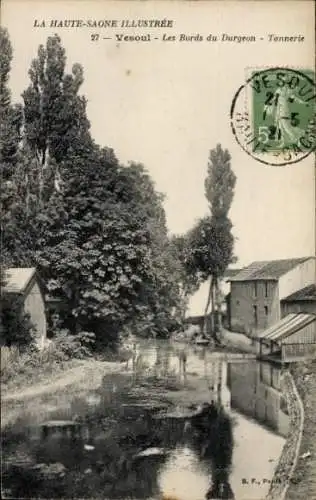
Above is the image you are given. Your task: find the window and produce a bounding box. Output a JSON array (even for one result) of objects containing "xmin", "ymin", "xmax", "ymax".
[
  {"xmin": 265, "ymin": 281, "xmax": 268, "ymax": 297},
  {"xmin": 253, "ymin": 305, "xmax": 258, "ymax": 327},
  {"xmin": 254, "ymin": 282, "xmax": 258, "ymax": 298},
  {"xmin": 264, "ymin": 305, "xmax": 269, "ymax": 327}
]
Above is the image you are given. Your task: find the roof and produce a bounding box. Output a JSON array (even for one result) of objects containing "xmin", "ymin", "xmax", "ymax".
[
  {"xmin": 3, "ymin": 268, "xmax": 37, "ymax": 294},
  {"xmin": 224, "ymin": 268, "xmax": 242, "ymax": 279},
  {"xmin": 282, "ymin": 284, "xmax": 316, "ymax": 302},
  {"xmin": 258, "ymin": 313, "xmax": 316, "ymax": 344},
  {"xmin": 229, "ymin": 257, "xmax": 313, "ymax": 281}
]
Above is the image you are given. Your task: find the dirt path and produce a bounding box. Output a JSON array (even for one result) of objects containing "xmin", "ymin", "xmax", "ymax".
[
  {"xmin": 2, "ymin": 359, "xmax": 122, "ymax": 402},
  {"xmin": 1, "ymin": 359, "xmax": 125, "ymax": 428}
]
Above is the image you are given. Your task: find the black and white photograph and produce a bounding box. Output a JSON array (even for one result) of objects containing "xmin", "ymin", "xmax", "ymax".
[{"xmin": 1, "ymin": 1, "xmax": 315, "ymax": 499}]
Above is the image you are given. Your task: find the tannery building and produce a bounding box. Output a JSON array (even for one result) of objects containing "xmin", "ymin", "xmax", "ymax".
[{"xmin": 227, "ymin": 257, "xmax": 316, "ymax": 335}]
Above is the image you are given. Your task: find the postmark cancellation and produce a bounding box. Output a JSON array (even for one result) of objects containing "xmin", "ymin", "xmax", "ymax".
[{"xmin": 230, "ymin": 67, "xmax": 316, "ymax": 166}]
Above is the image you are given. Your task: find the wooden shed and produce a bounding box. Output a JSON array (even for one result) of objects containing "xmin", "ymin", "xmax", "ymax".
[
  {"xmin": 281, "ymin": 284, "xmax": 316, "ymax": 316},
  {"xmin": 256, "ymin": 312, "xmax": 316, "ymax": 363},
  {"xmin": 3, "ymin": 268, "xmax": 47, "ymax": 350}
]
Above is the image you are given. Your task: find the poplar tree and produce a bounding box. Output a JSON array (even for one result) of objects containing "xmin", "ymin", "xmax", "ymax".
[
  {"xmin": 23, "ymin": 33, "xmax": 91, "ymax": 165},
  {"xmin": 22, "ymin": 33, "xmax": 92, "ymax": 208},
  {"xmin": 187, "ymin": 144, "xmax": 236, "ymax": 339},
  {"xmin": 0, "ymin": 27, "xmax": 22, "ymax": 179}
]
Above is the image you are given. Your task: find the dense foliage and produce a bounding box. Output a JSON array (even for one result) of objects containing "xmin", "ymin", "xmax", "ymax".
[
  {"xmin": 1, "ymin": 30, "xmax": 181, "ymax": 348},
  {"xmin": 1, "ymin": 29, "xmax": 237, "ymax": 350}
]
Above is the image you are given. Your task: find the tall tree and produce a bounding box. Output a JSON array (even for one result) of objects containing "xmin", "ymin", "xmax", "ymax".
[
  {"xmin": 205, "ymin": 144, "xmax": 236, "ymax": 335},
  {"xmin": 22, "ymin": 33, "xmax": 92, "ymax": 208},
  {"xmin": 1, "ymin": 31, "xmax": 183, "ymax": 349},
  {"xmin": 35, "ymin": 153, "xmax": 180, "ymax": 344},
  {"xmin": 0, "ymin": 27, "xmax": 22, "ymax": 179},
  {"xmin": 2, "ymin": 33, "xmax": 93, "ymax": 267},
  {"xmin": 0, "ymin": 28, "xmax": 27, "ymax": 268},
  {"xmin": 23, "ymin": 33, "xmax": 91, "ymax": 166},
  {"xmin": 187, "ymin": 145, "xmax": 236, "ymax": 340}
]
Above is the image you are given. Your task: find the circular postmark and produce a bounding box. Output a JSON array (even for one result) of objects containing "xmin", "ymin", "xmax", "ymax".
[{"xmin": 230, "ymin": 67, "xmax": 316, "ymax": 166}]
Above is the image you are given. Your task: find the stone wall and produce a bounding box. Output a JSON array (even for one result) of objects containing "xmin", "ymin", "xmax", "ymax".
[{"xmin": 266, "ymin": 370, "xmax": 304, "ymax": 500}]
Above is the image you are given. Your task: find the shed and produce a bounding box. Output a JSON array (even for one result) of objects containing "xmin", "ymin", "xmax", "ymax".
[
  {"xmin": 281, "ymin": 284, "xmax": 316, "ymax": 316},
  {"xmin": 256, "ymin": 312, "xmax": 316, "ymax": 363},
  {"xmin": 3, "ymin": 268, "xmax": 47, "ymax": 349}
]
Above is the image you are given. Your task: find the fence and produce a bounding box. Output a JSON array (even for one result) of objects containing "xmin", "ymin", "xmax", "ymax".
[{"xmin": 282, "ymin": 342, "xmax": 316, "ymax": 362}]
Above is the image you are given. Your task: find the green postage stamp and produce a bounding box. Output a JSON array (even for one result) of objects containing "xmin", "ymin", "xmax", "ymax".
[{"xmin": 231, "ymin": 67, "xmax": 316, "ymax": 166}]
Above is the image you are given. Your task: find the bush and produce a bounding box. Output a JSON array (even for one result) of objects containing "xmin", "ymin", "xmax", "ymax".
[
  {"xmin": 52, "ymin": 330, "xmax": 95, "ymax": 359},
  {"xmin": 1, "ymin": 330, "xmax": 96, "ymax": 387}
]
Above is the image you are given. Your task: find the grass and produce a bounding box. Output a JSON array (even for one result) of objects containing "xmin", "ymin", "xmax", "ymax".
[
  {"xmin": 1, "ymin": 344, "xmax": 79, "ymax": 393},
  {"xmin": 1, "ymin": 331, "xmax": 113, "ymax": 395}
]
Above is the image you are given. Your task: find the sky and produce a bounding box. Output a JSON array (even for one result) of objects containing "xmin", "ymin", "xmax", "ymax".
[{"xmin": 2, "ymin": 0, "xmax": 316, "ymax": 269}]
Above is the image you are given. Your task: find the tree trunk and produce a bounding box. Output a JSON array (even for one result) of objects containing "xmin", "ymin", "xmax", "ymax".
[
  {"xmin": 181, "ymin": 291, "xmax": 189, "ymax": 324},
  {"xmin": 37, "ymin": 145, "xmax": 49, "ymax": 208},
  {"xmin": 210, "ymin": 276, "xmax": 216, "ymax": 335},
  {"xmin": 203, "ymin": 276, "xmax": 213, "ymax": 336},
  {"xmin": 216, "ymin": 277, "xmax": 222, "ymax": 331},
  {"xmin": 178, "ymin": 284, "xmax": 188, "ymax": 326}
]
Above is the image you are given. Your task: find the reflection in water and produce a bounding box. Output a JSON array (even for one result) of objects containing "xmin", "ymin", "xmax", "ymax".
[
  {"xmin": 2, "ymin": 340, "xmax": 287, "ymax": 500},
  {"xmin": 3, "ymin": 400, "xmax": 233, "ymax": 499},
  {"xmin": 227, "ymin": 361, "xmax": 290, "ymax": 437},
  {"xmin": 159, "ymin": 446, "xmax": 210, "ymax": 500},
  {"xmin": 189, "ymin": 402, "xmax": 234, "ymax": 499}
]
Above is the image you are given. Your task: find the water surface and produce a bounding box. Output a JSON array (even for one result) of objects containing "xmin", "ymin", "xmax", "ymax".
[{"xmin": 2, "ymin": 339, "xmax": 288, "ymax": 500}]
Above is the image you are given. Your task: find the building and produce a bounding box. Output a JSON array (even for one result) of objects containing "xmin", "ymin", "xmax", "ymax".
[
  {"xmin": 281, "ymin": 284, "xmax": 316, "ymax": 316},
  {"xmin": 186, "ymin": 268, "xmax": 241, "ymax": 330},
  {"xmin": 3, "ymin": 268, "xmax": 47, "ymax": 349},
  {"xmin": 257, "ymin": 312, "xmax": 316, "ymax": 362},
  {"xmin": 228, "ymin": 257, "xmax": 316, "ymax": 335}
]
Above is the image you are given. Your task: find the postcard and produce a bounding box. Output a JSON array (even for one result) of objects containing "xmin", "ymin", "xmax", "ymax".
[{"xmin": 1, "ymin": 1, "xmax": 315, "ymax": 500}]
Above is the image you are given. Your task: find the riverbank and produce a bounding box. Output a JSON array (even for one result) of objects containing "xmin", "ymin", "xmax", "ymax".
[
  {"xmin": 266, "ymin": 370, "xmax": 304, "ymax": 500},
  {"xmin": 1, "ymin": 351, "xmax": 215, "ymax": 430},
  {"xmin": 1, "ymin": 358, "xmax": 125, "ymax": 428},
  {"xmin": 285, "ymin": 359, "xmax": 316, "ymax": 499},
  {"xmin": 1, "ymin": 331, "xmax": 246, "ymax": 430}
]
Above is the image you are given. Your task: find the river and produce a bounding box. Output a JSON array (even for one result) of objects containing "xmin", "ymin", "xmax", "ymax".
[{"xmin": 2, "ymin": 339, "xmax": 289, "ymax": 500}]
